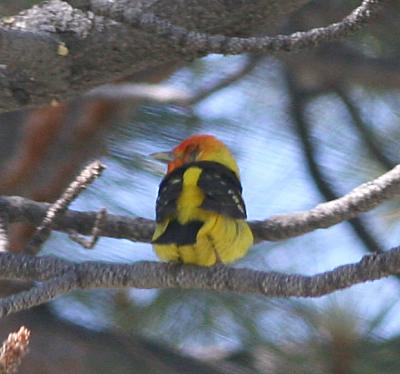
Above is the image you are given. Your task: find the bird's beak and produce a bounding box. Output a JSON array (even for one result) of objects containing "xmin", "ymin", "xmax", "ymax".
[{"xmin": 150, "ymin": 151, "xmax": 174, "ymax": 163}]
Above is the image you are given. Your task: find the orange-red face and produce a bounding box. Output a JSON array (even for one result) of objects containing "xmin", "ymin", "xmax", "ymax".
[{"xmin": 152, "ymin": 134, "xmax": 223, "ymax": 173}]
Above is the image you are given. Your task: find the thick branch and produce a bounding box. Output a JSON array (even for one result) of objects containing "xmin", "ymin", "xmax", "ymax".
[
  {"xmin": 0, "ymin": 247, "xmax": 400, "ymax": 316},
  {"xmin": 0, "ymin": 273, "xmax": 77, "ymax": 318},
  {"xmin": 0, "ymin": 0, "xmax": 308, "ymax": 112},
  {"xmin": 1, "ymin": 162, "xmax": 400, "ymax": 242},
  {"xmin": 80, "ymin": 0, "xmax": 384, "ymax": 54},
  {"xmin": 0, "ymin": 196, "xmax": 155, "ymax": 242}
]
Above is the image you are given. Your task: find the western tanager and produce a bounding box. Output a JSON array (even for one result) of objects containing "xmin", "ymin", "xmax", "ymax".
[{"xmin": 151, "ymin": 134, "xmax": 253, "ymax": 266}]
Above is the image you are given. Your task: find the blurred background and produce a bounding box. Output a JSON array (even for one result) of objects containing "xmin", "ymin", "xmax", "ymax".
[{"xmin": 1, "ymin": 0, "xmax": 400, "ymax": 373}]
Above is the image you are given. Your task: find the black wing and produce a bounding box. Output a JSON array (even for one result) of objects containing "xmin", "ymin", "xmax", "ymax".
[
  {"xmin": 155, "ymin": 166, "xmax": 185, "ymax": 222},
  {"xmin": 196, "ymin": 161, "xmax": 247, "ymax": 219},
  {"xmin": 155, "ymin": 161, "xmax": 247, "ymax": 223}
]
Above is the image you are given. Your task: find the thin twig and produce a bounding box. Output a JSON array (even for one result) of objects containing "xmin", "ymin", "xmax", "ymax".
[
  {"xmin": 25, "ymin": 161, "xmax": 105, "ymax": 254},
  {"xmin": 86, "ymin": 59, "xmax": 260, "ymax": 106},
  {"xmin": 86, "ymin": 83, "xmax": 191, "ymax": 103},
  {"xmin": 183, "ymin": 56, "xmax": 261, "ymax": 105},
  {"xmin": 78, "ymin": 0, "xmax": 385, "ymax": 55},
  {"xmin": 0, "ymin": 215, "xmax": 8, "ymax": 252},
  {"xmin": 68, "ymin": 208, "xmax": 107, "ymax": 249},
  {"xmin": 0, "ymin": 247, "xmax": 400, "ymax": 316}
]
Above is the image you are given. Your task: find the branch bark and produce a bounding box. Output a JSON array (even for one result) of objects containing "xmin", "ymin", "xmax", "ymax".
[
  {"xmin": 26, "ymin": 160, "xmax": 105, "ymax": 254},
  {"xmin": 1, "ymin": 163, "xmax": 400, "ymax": 243},
  {"xmin": 74, "ymin": 0, "xmax": 384, "ymax": 54},
  {"xmin": 0, "ymin": 246, "xmax": 399, "ymax": 317},
  {"xmin": 0, "ymin": 216, "xmax": 8, "ymax": 252},
  {"xmin": 0, "ymin": 0, "xmax": 387, "ymax": 113},
  {"xmin": 0, "ymin": 0, "xmax": 308, "ymax": 113}
]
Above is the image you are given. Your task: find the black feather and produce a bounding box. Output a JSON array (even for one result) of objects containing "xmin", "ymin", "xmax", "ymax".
[
  {"xmin": 196, "ymin": 161, "xmax": 247, "ymax": 219},
  {"xmin": 155, "ymin": 167, "xmax": 185, "ymax": 222},
  {"xmin": 155, "ymin": 161, "xmax": 246, "ymax": 223},
  {"xmin": 152, "ymin": 220, "xmax": 203, "ymax": 245}
]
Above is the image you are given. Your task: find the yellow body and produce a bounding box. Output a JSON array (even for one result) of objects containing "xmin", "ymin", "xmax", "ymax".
[
  {"xmin": 152, "ymin": 136, "xmax": 253, "ymax": 266},
  {"xmin": 153, "ymin": 167, "xmax": 253, "ymax": 266}
]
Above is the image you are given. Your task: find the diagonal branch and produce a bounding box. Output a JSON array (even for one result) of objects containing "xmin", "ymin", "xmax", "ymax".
[
  {"xmin": 334, "ymin": 87, "xmax": 395, "ymax": 170},
  {"xmin": 286, "ymin": 71, "xmax": 382, "ymax": 253},
  {"xmin": 183, "ymin": 56, "xmax": 261, "ymax": 105},
  {"xmin": 250, "ymin": 161, "xmax": 400, "ymax": 241},
  {"xmin": 0, "ymin": 246, "xmax": 400, "ymax": 316},
  {"xmin": 25, "ymin": 160, "xmax": 105, "ymax": 254},
  {"xmin": 0, "ymin": 272, "xmax": 77, "ymax": 318},
  {"xmin": 84, "ymin": 57, "xmax": 260, "ymax": 106},
  {"xmin": 72, "ymin": 0, "xmax": 385, "ymax": 55},
  {"xmin": 85, "ymin": 83, "xmax": 191, "ymax": 104}
]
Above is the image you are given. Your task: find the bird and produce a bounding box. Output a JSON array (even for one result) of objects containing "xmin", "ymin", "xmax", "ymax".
[{"xmin": 151, "ymin": 134, "xmax": 253, "ymax": 266}]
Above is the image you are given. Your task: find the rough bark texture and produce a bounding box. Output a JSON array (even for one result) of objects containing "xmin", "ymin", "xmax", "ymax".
[
  {"xmin": 2, "ymin": 162, "xmax": 400, "ymax": 244},
  {"xmin": 0, "ymin": 246, "xmax": 399, "ymax": 317},
  {"xmin": 0, "ymin": 0, "xmax": 309, "ymax": 112}
]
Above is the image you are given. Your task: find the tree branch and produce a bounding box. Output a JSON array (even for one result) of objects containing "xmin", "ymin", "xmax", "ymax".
[
  {"xmin": 334, "ymin": 87, "xmax": 395, "ymax": 170},
  {"xmin": 85, "ymin": 83, "xmax": 191, "ymax": 104},
  {"xmin": 286, "ymin": 72, "xmax": 383, "ymax": 254},
  {"xmin": 0, "ymin": 246, "xmax": 400, "ymax": 316},
  {"xmin": 0, "ymin": 0, "xmax": 308, "ymax": 113},
  {"xmin": 179, "ymin": 56, "xmax": 261, "ymax": 105},
  {"xmin": 0, "ymin": 216, "xmax": 8, "ymax": 252},
  {"xmin": 0, "ymin": 272, "xmax": 77, "ymax": 318},
  {"xmin": 25, "ymin": 160, "xmax": 105, "ymax": 254},
  {"xmin": 85, "ymin": 58, "xmax": 261, "ymax": 105},
  {"xmin": 251, "ymin": 160, "xmax": 400, "ymax": 241},
  {"xmin": 77, "ymin": 0, "xmax": 385, "ymax": 55},
  {"xmin": 1, "ymin": 161, "xmax": 400, "ymax": 243}
]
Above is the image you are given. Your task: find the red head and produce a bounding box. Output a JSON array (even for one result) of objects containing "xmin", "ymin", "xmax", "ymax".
[{"xmin": 152, "ymin": 134, "xmax": 239, "ymax": 175}]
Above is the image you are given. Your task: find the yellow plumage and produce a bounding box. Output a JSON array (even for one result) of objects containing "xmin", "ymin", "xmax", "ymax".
[{"xmin": 152, "ymin": 135, "xmax": 253, "ymax": 266}]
